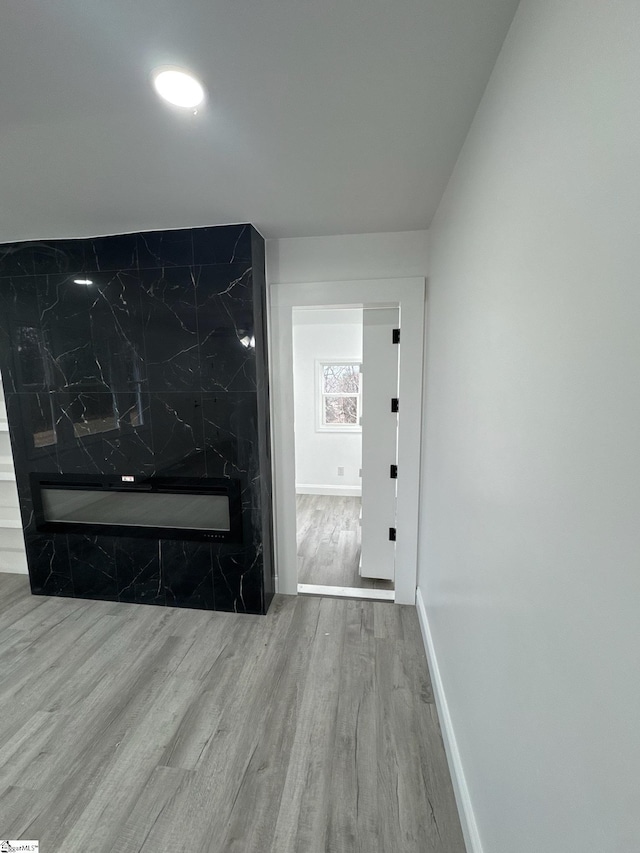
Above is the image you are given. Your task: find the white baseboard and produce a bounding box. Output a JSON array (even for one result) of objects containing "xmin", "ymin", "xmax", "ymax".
[
  {"xmin": 415, "ymin": 588, "xmax": 483, "ymax": 853},
  {"xmin": 296, "ymin": 484, "xmax": 362, "ymax": 497}
]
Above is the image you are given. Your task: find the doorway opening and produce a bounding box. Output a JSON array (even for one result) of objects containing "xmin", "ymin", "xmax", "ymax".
[
  {"xmin": 292, "ymin": 306, "xmax": 398, "ymax": 600},
  {"xmin": 269, "ymin": 276, "xmax": 425, "ymax": 606}
]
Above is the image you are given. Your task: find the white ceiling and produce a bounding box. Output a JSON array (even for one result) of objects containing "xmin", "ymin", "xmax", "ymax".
[{"xmin": 0, "ymin": 0, "xmax": 520, "ymax": 241}]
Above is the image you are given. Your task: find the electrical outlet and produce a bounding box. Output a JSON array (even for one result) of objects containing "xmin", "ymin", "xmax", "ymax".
[{"xmin": 337, "ymin": 466, "xmax": 344, "ymax": 477}]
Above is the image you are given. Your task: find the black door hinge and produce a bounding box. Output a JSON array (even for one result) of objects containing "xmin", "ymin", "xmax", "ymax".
[
  {"xmin": 389, "ymin": 527, "xmax": 397, "ymax": 541},
  {"xmin": 390, "ymin": 464, "xmax": 398, "ymax": 479},
  {"xmin": 392, "ymin": 328, "xmax": 401, "ymax": 344},
  {"xmin": 391, "ymin": 397, "xmax": 399, "ymax": 413}
]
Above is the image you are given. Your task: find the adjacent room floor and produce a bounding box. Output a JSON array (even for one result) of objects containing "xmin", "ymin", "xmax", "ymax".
[
  {"xmin": 0, "ymin": 572, "xmax": 465, "ymax": 853},
  {"xmin": 296, "ymin": 494, "xmax": 394, "ymax": 591}
]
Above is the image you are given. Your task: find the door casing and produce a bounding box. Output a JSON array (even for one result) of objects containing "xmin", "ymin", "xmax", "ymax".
[{"xmin": 269, "ymin": 277, "xmax": 426, "ymax": 605}]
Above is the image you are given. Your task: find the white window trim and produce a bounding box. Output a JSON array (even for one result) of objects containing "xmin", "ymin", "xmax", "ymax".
[{"xmin": 316, "ymin": 359, "xmax": 362, "ymax": 433}]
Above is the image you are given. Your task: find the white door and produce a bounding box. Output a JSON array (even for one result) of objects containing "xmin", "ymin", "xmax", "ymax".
[{"xmin": 360, "ymin": 308, "xmax": 399, "ymax": 581}]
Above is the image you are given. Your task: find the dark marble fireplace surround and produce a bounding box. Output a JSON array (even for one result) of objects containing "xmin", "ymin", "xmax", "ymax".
[{"xmin": 0, "ymin": 224, "xmax": 274, "ymax": 614}]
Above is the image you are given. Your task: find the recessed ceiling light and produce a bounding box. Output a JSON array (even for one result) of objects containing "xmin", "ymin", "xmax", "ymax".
[
  {"xmin": 152, "ymin": 67, "xmax": 205, "ymax": 109},
  {"xmin": 73, "ymin": 278, "xmax": 93, "ymax": 285}
]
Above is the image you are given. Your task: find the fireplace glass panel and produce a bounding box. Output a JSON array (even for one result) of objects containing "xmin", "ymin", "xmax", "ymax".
[{"xmin": 41, "ymin": 487, "xmax": 231, "ymax": 532}]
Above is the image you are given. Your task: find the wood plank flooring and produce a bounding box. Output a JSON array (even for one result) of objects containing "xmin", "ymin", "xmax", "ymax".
[
  {"xmin": 297, "ymin": 494, "xmax": 394, "ymax": 590},
  {"xmin": 0, "ymin": 573, "xmax": 465, "ymax": 852}
]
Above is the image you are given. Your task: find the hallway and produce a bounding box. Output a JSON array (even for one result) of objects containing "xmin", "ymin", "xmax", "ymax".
[{"xmin": 0, "ymin": 571, "xmax": 464, "ymax": 852}]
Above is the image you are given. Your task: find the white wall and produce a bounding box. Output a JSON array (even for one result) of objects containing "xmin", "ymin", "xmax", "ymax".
[
  {"xmin": 269, "ymin": 229, "xmax": 428, "ymax": 495},
  {"xmin": 293, "ymin": 309, "xmax": 362, "ymax": 492},
  {"xmin": 419, "ymin": 2, "xmax": 640, "ymax": 852},
  {"xmin": 267, "ymin": 230, "xmax": 428, "ymax": 284}
]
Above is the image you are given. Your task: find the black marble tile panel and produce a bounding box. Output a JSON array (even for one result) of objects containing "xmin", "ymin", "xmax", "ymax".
[
  {"xmin": 192, "ymin": 224, "xmax": 252, "ymax": 266},
  {"xmin": 50, "ymin": 391, "xmax": 154, "ymax": 476},
  {"xmin": 35, "ymin": 270, "xmax": 145, "ymax": 396},
  {"xmin": 0, "ymin": 324, "xmax": 12, "ymax": 393},
  {"xmin": 0, "ymin": 276, "xmax": 45, "ymax": 392},
  {"xmin": 69, "ymin": 535, "xmax": 118, "ymax": 602},
  {"xmin": 36, "ymin": 273, "xmax": 101, "ymax": 392},
  {"xmin": 51, "ymin": 390, "xmax": 118, "ymax": 475},
  {"xmin": 162, "ymin": 540, "xmax": 215, "ymax": 611},
  {"xmin": 212, "ymin": 546, "xmax": 263, "ymax": 615},
  {"xmin": 86, "ymin": 270, "xmax": 147, "ymax": 393},
  {"xmin": 249, "ymin": 229, "xmax": 275, "ymax": 604},
  {"xmin": 100, "ymin": 397, "xmax": 155, "ymax": 476},
  {"xmin": 139, "ymin": 266, "xmax": 200, "ymax": 391},
  {"xmin": 86, "ymin": 234, "xmax": 138, "ymax": 271},
  {"xmin": 5, "ymin": 393, "xmax": 60, "ymax": 537},
  {"xmin": 137, "ymin": 229, "xmax": 194, "ymax": 269},
  {"xmin": 26, "ymin": 533, "xmax": 74, "ymax": 597},
  {"xmin": 201, "ymin": 393, "xmax": 258, "ymax": 481},
  {"xmin": 13, "ymin": 325, "xmax": 49, "ymax": 392},
  {"xmin": 149, "ymin": 392, "xmax": 206, "ymax": 477},
  {"xmin": 5, "ymin": 392, "xmax": 60, "ymax": 467},
  {"xmin": 32, "ymin": 240, "xmax": 88, "ymax": 276},
  {"xmin": 197, "ymin": 263, "xmax": 257, "ymax": 393},
  {"xmin": 115, "ymin": 537, "xmax": 164, "ymax": 606},
  {"xmin": 0, "ymin": 242, "xmax": 35, "ymax": 277}
]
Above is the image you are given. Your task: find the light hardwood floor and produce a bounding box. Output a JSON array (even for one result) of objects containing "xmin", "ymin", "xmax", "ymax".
[
  {"xmin": 0, "ymin": 572, "xmax": 465, "ymax": 853},
  {"xmin": 297, "ymin": 494, "xmax": 394, "ymax": 590}
]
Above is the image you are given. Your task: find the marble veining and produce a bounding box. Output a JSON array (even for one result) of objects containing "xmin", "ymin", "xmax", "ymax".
[{"xmin": 0, "ymin": 224, "xmax": 274, "ymax": 614}]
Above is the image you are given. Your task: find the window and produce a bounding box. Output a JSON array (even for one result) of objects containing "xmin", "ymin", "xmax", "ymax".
[{"xmin": 318, "ymin": 361, "xmax": 361, "ymax": 430}]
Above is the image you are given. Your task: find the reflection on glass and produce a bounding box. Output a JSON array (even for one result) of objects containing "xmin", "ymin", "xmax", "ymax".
[
  {"xmin": 71, "ymin": 393, "xmax": 118, "ymax": 437},
  {"xmin": 17, "ymin": 326, "xmax": 47, "ymax": 388},
  {"xmin": 30, "ymin": 395, "xmax": 57, "ymax": 447},
  {"xmin": 34, "ymin": 426, "xmax": 57, "ymax": 448},
  {"xmin": 122, "ymin": 402, "xmax": 142, "ymax": 428},
  {"xmin": 41, "ymin": 488, "xmax": 231, "ymax": 531}
]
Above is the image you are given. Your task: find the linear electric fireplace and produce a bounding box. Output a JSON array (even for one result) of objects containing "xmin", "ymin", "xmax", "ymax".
[{"xmin": 31, "ymin": 474, "xmax": 243, "ymax": 544}]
